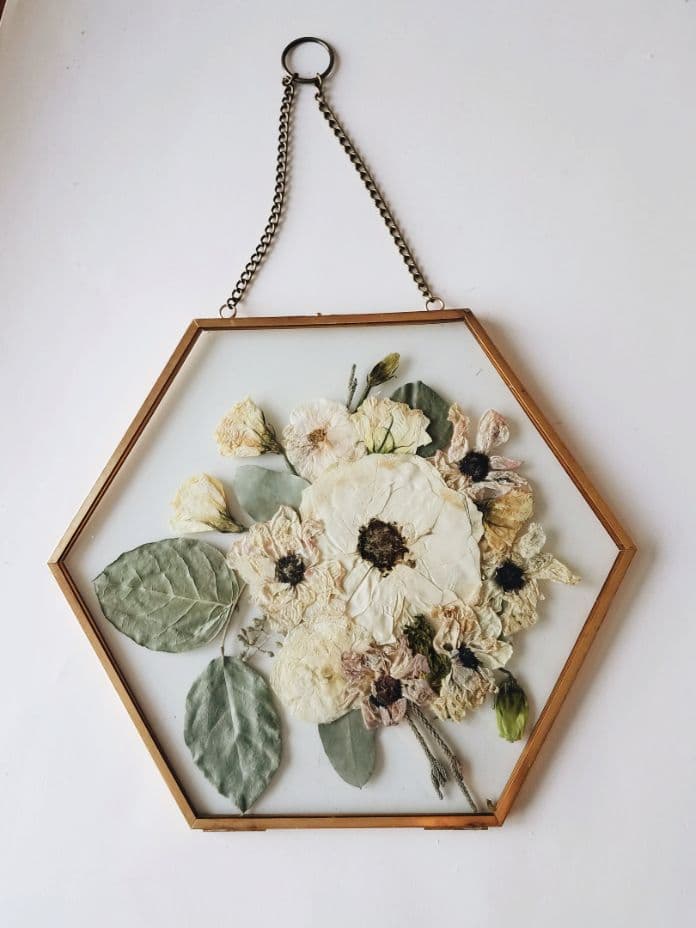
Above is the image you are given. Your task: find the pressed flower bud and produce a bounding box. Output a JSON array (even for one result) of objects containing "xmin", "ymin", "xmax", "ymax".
[
  {"xmin": 494, "ymin": 674, "xmax": 529, "ymax": 742},
  {"xmin": 367, "ymin": 352, "xmax": 400, "ymax": 387}
]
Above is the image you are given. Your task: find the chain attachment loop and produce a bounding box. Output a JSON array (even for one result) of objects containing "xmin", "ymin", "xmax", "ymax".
[{"xmin": 218, "ymin": 39, "xmax": 444, "ymax": 317}]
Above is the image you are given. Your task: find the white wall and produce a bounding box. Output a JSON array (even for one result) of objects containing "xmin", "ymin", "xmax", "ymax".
[{"xmin": 1, "ymin": 1, "xmax": 694, "ymax": 925}]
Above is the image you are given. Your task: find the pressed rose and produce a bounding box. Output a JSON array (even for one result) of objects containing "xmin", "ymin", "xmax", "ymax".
[
  {"xmin": 170, "ymin": 474, "xmax": 241, "ymax": 533},
  {"xmin": 482, "ymin": 522, "xmax": 580, "ymax": 636},
  {"xmin": 301, "ymin": 454, "xmax": 483, "ymax": 644},
  {"xmin": 215, "ymin": 397, "xmax": 281, "ymax": 457},
  {"xmin": 433, "ymin": 405, "xmax": 527, "ymax": 502},
  {"xmin": 351, "ymin": 396, "xmax": 430, "ymax": 454},
  {"xmin": 282, "ymin": 398, "xmax": 365, "ymax": 482},
  {"xmin": 227, "ymin": 505, "xmax": 344, "ymax": 634},
  {"xmin": 479, "ymin": 484, "xmax": 534, "ymax": 561},
  {"xmin": 270, "ymin": 619, "xmax": 369, "ymax": 723}
]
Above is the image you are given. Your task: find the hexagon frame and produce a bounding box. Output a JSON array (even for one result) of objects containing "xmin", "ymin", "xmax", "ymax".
[{"xmin": 48, "ymin": 309, "xmax": 635, "ymax": 831}]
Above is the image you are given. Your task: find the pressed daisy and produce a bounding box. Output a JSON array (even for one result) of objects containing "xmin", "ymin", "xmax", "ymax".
[
  {"xmin": 169, "ymin": 474, "xmax": 241, "ymax": 533},
  {"xmin": 429, "ymin": 600, "xmax": 513, "ymax": 722},
  {"xmin": 483, "ymin": 522, "xmax": 580, "ymax": 636},
  {"xmin": 350, "ymin": 395, "xmax": 430, "ymax": 454},
  {"xmin": 270, "ymin": 619, "xmax": 368, "ymax": 723},
  {"xmin": 282, "ymin": 398, "xmax": 365, "ymax": 482},
  {"xmin": 433, "ymin": 405, "xmax": 527, "ymax": 502},
  {"xmin": 227, "ymin": 505, "xmax": 344, "ymax": 634},
  {"xmin": 301, "ymin": 454, "xmax": 483, "ymax": 644},
  {"xmin": 215, "ymin": 397, "xmax": 281, "ymax": 457},
  {"xmin": 342, "ymin": 636, "xmax": 434, "ymax": 729}
]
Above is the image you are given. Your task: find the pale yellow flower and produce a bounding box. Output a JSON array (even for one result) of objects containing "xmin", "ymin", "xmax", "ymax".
[
  {"xmin": 351, "ymin": 395, "xmax": 430, "ymax": 454},
  {"xmin": 479, "ymin": 484, "xmax": 534, "ymax": 561},
  {"xmin": 227, "ymin": 505, "xmax": 344, "ymax": 634},
  {"xmin": 430, "ymin": 601, "xmax": 512, "ymax": 722},
  {"xmin": 215, "ymin": 397, "xmax": 281, "ymax": 457},
  {"xmin": 483, "ymin": 522, "xmax": 580, "ymax": 635},
  {"xmin": 270, "ymin": 619, "xmax": 369, "ymax": 723},
  {"xmin": 170, "ymin": 474, "xmax": 241, "ymax": 533},
  {"xmin": 282, "ymin": 398, "xmax": 365, "ymax": 481}
]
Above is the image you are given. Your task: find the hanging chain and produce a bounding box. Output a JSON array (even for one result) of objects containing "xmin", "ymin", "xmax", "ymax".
[
  {"xmin": 219, "ymin": 64, "xmax": 444, "ymax": 317},
  {"xmin": 219, "ymin": 76, "xmax": 297, "ymax": 318},
  {"xmin": 312, "ymin": 75, "xmax": 442, "ymax": 311}
]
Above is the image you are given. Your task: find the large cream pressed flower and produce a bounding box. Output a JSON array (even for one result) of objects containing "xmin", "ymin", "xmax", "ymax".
[
  {"xmin": 483, "ymin": 522, "xmax": 580, "ymax": 635},
  {"xmin": 270, "ymin": 619, "xmax": 369, "ymax": 723},
  {"xmin": 301, "ymin": 455, "xmax": 483, "ymax": 644},
  {"xmin": 227, "ymin": 505, "xmax": 344, "ymax": 634},
  {"xmin": 351, "ymin": 396, "xmax": 430, "ymax": 454},
  {"xmin": 283, "ymin": 398, "xmax": 365, "ymax": 482}
]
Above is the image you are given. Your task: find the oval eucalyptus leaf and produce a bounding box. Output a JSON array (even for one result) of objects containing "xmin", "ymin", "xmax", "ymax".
[
  {"xmin": 94, "ymin": 538, "xmax": 239, "ymax": 652},
  {"xmin": 234, "ymin": 465, "xmax": 309, "ymax": 522},
  {"xmin": 390, "ymin": 381, "xmax": 452, "ymax": 456},
  {"xmin": 318, "ymin": 710, "xmax": 376, "ymax": 788},
  {"xmin": 184, "ymin": 657, "xmax": 281, "ymax": 813}
]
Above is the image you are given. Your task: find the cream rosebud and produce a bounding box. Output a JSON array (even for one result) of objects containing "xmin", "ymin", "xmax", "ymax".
[
  {"xmin": 170, "ymin": 474, "xmax": 242, "ymax": 534},
  {"xmin": 367, "ymin": 352, "xmax": 400, "ymax": 387},
  {"xmin": 494, "ymin": 673, "xmax": 529, "ymax": 742},
  {"xmin": 215, "ymin": 397, "xmax": 281, "ymax": 457}
]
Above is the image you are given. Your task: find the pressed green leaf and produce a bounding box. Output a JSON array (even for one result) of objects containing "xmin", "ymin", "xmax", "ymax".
[
  {"xmin": 318, "ymin": 710, "xmax": 376, "ymax": 788},
  {"xmin": 184, "ymin": 657, "xmax": 281, "ymax": 812},
  {"xmin": 390, "ymin": 381, "xmax": 452, "ymax": 456},
  {"xmin": 234, "ymin": 465, "xmax": 309, "ymax": 522},
  {"xmin": 94, "ymin": 538, "xmax": 239, "ymax": 652}
]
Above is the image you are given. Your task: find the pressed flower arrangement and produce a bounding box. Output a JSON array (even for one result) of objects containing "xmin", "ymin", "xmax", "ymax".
[{"xmin": 89, "ymin": 341, "xmax": 581, "ymax": 814}]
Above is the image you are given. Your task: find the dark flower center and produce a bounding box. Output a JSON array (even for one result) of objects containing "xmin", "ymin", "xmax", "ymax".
[
  {"xmin": 457, "ymin": 646, "xmax": 481, "ymax": 671},
  {"xmin": 458, "ymin": 451, "xmax": 490, "ymax": 482},
  {"xmin": 275, "ymin": 552, "xmax": 306, "ymax": 587},
  {"xmin": 358, "ymin": 518, "xmax": 408, "ymax": 573},
  {"xmin": 371, "ymin": 674, "xmax": 403, "ymax": 708},
  {"xmin": 494, "ymin": 559, "xmax": 526, "ymax": 592},
  {"xmin": 307, "ymin": 427, "xmax": 327, "ymax": 448}
]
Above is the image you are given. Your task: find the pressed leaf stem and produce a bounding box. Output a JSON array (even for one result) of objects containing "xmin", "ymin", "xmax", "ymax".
[
  {"xmin": 219, "ymin": 582, "xmax": 245, "ymax": 656},
  {"xmin": 352, "ymin": 381, "xmax": 372, "ymax": 411},
  {"xmin": 410, "ymin": 704, "xmax": 478, "ymax": 812}
]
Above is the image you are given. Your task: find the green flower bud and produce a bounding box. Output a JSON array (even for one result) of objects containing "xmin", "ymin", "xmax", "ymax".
[
  {"xmin": 367, "ymin": 352, "xmax": 400, "ymax": 387},
  {"xmin": 494, "ymin": 673, "xmax": 529, "ymax": 742}
]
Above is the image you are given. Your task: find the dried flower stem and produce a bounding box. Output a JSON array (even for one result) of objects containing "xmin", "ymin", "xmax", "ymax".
[
  {"xmin": 406, "ymin": 710, "xmax": 448, "ymax": 798},
  {"xmin": 409, "ymin": 704, "xmax": 478, "ymax": 811}
]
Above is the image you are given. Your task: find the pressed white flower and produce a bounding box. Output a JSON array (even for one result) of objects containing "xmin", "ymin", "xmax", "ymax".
[
  {"xmin": 169, "ymin": 474, "xmax": 241, "ymax": 533},
  {"xmin": 301, "ymin": 454, "xmax": 483, "ymax": 644},
  {"xmin": 215, "ymin": 397, "xmax": 281, "ymax": 457},
  {"xmin": 433, "ymin": 405, "xmax": 527, "ymax": 502},
  {"xmin": 282, "ymin": 398, "xmax": 365, "ymax": 482},
  {"xmin": 270, "ymin": 619, "xmax": 369, "ymax": 723},
  {"xmin": 227, "ymin": 505, "xmax": 344, "ymax": 634},
  {"xmin": 430, "ymin": 600, "xmax": 512, "ymax": 722},
  {"xmin": 483, "ymin": 522, "xmax": 580, "ymax": 636},
  {"xmin": 351, "ymin": 395, "xmax": 430, "ymax": 454}
]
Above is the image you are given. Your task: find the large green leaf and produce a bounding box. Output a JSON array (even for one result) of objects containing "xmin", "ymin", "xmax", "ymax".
[
  {"xmin": 318, "ymin": 710, "xmax": 376, "ymax": 788},
  {"xmin": 390, "ymin": 380, "xmax": 452, "ymax": 456},
  {"xmin": 234, "ymin": 465, "xmax": 309, "ymax": 522},
  {"xmin": 184, "ymin": 657, "xmax": 281, "ymax": 812},
  {"xmin": 94, "ymin": 538, "xmax": 239, "ymax": 652}
]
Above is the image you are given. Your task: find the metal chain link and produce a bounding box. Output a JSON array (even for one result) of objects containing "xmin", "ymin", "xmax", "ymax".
[
  {"xmin": 219, "ymin": 76, "xmax": 297, "ymax": 317},
  {"xmin": 219, "ymin": 71, "xmax": 443, "ymax": 317}
]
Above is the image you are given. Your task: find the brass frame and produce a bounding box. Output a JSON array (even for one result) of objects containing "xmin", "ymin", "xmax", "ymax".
[{"xmin": 48, "ymin": 309, "xmax": 635, "ymax": 831}]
